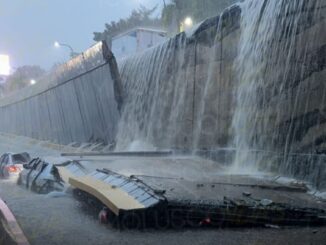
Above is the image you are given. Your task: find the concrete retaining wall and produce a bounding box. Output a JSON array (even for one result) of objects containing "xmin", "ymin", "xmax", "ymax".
[
  {"xmin": 0, "ymin": 1, "xmax": 325, "ymax": 188},
  {"xmin": 0, "ymin": 41, "xmax": 122, "ymax": 145},
  {"xmin": 115, "ymin": 5, "xmax": 241, "ymax": 150},
  {"xmin": 117, "ymin": 1, "xmax": 326, "ymax": 188}
]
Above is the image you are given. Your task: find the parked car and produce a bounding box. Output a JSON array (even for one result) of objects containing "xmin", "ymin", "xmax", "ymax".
[
  {"xmin": 18, "ymin": 157, "xmax": 86, "ymax": 194},
  {"xmin": 0, "ymin": 152, "xmax": 31, "ymax": 179}
]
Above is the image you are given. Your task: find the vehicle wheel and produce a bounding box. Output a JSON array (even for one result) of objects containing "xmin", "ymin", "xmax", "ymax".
[
  {"xmin": 40, "ymin": 181, "xmax": 53, "ymax": 194},
  {"xmin": 31, "ymin": 184, "xmax": 39, "ymax": 193},
  {"xmin": 17, "ymin": 175, "xmax": 22, "ymax": 185}
]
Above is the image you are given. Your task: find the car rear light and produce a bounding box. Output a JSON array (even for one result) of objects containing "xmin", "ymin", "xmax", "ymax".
[{"xmin": 6, "ymin": 166, "xmax": 19, "ymax": 173}]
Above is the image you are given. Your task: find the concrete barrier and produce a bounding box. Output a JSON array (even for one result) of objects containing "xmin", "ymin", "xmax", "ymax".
[{"xmin": 0, "ymin": 198, "xmax": 30, "ymax": 245}]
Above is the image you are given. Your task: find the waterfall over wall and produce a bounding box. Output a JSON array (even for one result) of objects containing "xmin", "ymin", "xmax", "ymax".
[
  {"xmin": 116, "ymin": 35, "xmax": 194, "ymax": 150},
  {"xmin": 231, "ymin": 0, "xmax": 326, "ymax": 185},
  {"xmin": 0, "ymin": 0, "xmax": 324, "ymax": 188},
  {"xmin": 116, "ymin": 5, "xmax": 241, "ymax": 151},
  {"xmin": 117, "ymin": 0, "xmax": 326, "ymax": 188}
]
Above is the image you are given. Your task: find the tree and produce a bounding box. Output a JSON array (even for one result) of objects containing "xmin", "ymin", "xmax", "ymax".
[
  {"xmin": 5, "ymin": 65, "xmax": 45, "ymax": 93},
  {"xmin": 161, "ymin": 3, "xmax": 179, "ymax": 33},
  {"xmin": 93, "ymin": 5, "xmax": 163, "ymax": 46}
]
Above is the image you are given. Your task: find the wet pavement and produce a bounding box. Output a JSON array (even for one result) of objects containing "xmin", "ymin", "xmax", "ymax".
[{"xmin": 0, "ymin": 133, "xmax": 326, "ymax": 244}]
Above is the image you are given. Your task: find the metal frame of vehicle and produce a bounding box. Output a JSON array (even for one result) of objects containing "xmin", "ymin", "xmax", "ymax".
[{"xmin": 18, "ymin": 158, "xmax": 65, "ymax": 194}]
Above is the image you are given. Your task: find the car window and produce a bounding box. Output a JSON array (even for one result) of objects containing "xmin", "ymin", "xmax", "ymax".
[
  {"xmin": 22, "ymin": 158, "xmax": 37, "ymax": 170},
  {"xmin": 12, "ymin": 154, "xmax": 30, "ymax": 163},
  {"xmin": 36, "ymin": 162, "xmax": 46, "ymax": 172},
  {"xmin": 32, "ymin": 161, "xmax": 41, "ymax": 170},
  {"xmin": 28, "ymin": 159, "xmax": 37, "ymax": 167},
  {"xmin": 3, "ymin": 155, "xmax": 9, "ymax": 165},
  {"xmin": 0, "ymin": 155, "xmax": 5, "ymax": 168}
]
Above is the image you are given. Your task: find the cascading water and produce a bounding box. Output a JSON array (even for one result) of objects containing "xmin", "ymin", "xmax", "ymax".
[
  {"xmin": 231, "ymin": 0, "xmax": 284, "ymax": 173},
  {"xmin": 115, "ymin": 5, "xmax": 242, "ymax": 152},
  {"xmin": 192, "ymin": 11, "xmax": 224, "ymax": 151},
  {"xmin": 231, "ymin": 0, "xmax": 325, "ymax": 174},
  {"xmin": 114, "ymin": 0, "xmax": 326, "ymax": 188},
  {"xmin": 115, "ymin": 8, "xmax": 241, "ymax": 152},
  {"xmin": 115, "ymin": 35, "xmax": 194, "ymax": 151}
]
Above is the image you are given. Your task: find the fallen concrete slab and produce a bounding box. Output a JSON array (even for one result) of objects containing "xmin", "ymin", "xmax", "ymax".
[
  {"xmin": 69, "ymin": 168, "xmax": 326, "ymax": 229},
  {"xmin": 69, "ymin": 169, "xmax": 165, "ymax": 216},
  {"xmin": 56, "ymin": 160, "xmax": 88, "ymax": 184}
]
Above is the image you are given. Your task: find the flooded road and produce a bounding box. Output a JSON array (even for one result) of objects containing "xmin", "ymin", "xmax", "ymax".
[{"xmin": 0, "ymin": 133, "xmax": 326, "ymax": 245}]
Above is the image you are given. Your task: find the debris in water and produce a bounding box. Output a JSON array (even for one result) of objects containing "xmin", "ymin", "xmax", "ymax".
[
  {"xmin": 243, "ymin": 192, "xmax": 251, "ymax": 197},
  {"xmin": 265, "ymin": 224, "xmax": 280, "ymax": 229},
  {"xmin": 260, "ymin": 199, "xmax": 273, "ymax": 206},
  {"xmin": 46, "ymin": 191, "xmax": 67, "ymax": 198}
]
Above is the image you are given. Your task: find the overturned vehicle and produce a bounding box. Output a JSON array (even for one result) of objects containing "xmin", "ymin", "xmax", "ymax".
[{"xmin": 18, "ymin": 157, "xmax": 87, "ymax": 194}]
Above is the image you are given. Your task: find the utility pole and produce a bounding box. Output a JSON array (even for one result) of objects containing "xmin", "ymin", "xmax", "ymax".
[{"xmin": 54, "ymin": 41, "xmax": 79, "ymax": 58}]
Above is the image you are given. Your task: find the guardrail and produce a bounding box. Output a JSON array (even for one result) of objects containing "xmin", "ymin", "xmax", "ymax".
[{"xmin": 61, "ymin": 151, "xmax": 174, "ymax": 157}]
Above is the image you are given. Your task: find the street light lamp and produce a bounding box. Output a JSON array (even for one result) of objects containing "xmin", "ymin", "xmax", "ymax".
[
  {"xmin": 180, "ymin": 17, "xmax": 194, "ymax": 32},
  {"xmin": 54, "ymin": 41, "xmax": 60, "ymax": 48},
  {"xmin": 54, "ymin": 41, "xmax": 77, "ymax": 58},
  {"xmin": 184, "ymin": 17, "xmax": 193, "ymax": 27},
  {"xmin": 30, "ymin": 79, "xmax": 36, "ymax": 85}
]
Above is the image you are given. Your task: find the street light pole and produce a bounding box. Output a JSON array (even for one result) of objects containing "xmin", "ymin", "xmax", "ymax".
[{"xmin": 54, "ymin": 41, "xmax": 77, "ymax": 58}]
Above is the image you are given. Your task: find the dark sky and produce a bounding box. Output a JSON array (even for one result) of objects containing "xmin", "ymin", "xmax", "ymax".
[{"xmin": 0, "ymin": 0, "xmax": 164, "ymax": 70}]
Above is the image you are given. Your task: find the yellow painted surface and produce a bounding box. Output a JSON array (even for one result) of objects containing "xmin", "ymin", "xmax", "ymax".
[
  {"xmin": 69, "ymin": 176, "xmax": 145, "ymax": 215},
  {"xmin": 57, "ymin": 166, "xmax": 74, "ymax": 184}
]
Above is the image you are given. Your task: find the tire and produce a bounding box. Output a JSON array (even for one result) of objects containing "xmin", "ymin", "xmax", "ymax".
[
  {"xmin": 39, "ymin": 181, "xmax": 53, "ymax": 194},
  {"xmin": 17, "ymin": 175, "xmax": 22, "ymax": 185}
]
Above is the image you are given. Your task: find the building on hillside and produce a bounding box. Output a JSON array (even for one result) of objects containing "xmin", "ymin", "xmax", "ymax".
[{"xmin": 112, "ymin": 27, "xmax": 167, "ymax": 59}]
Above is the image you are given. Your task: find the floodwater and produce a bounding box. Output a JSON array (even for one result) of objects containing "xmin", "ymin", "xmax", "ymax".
[{"xmin": 0, "ymin": 133, "xmax": 326, "ymax": 244}]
